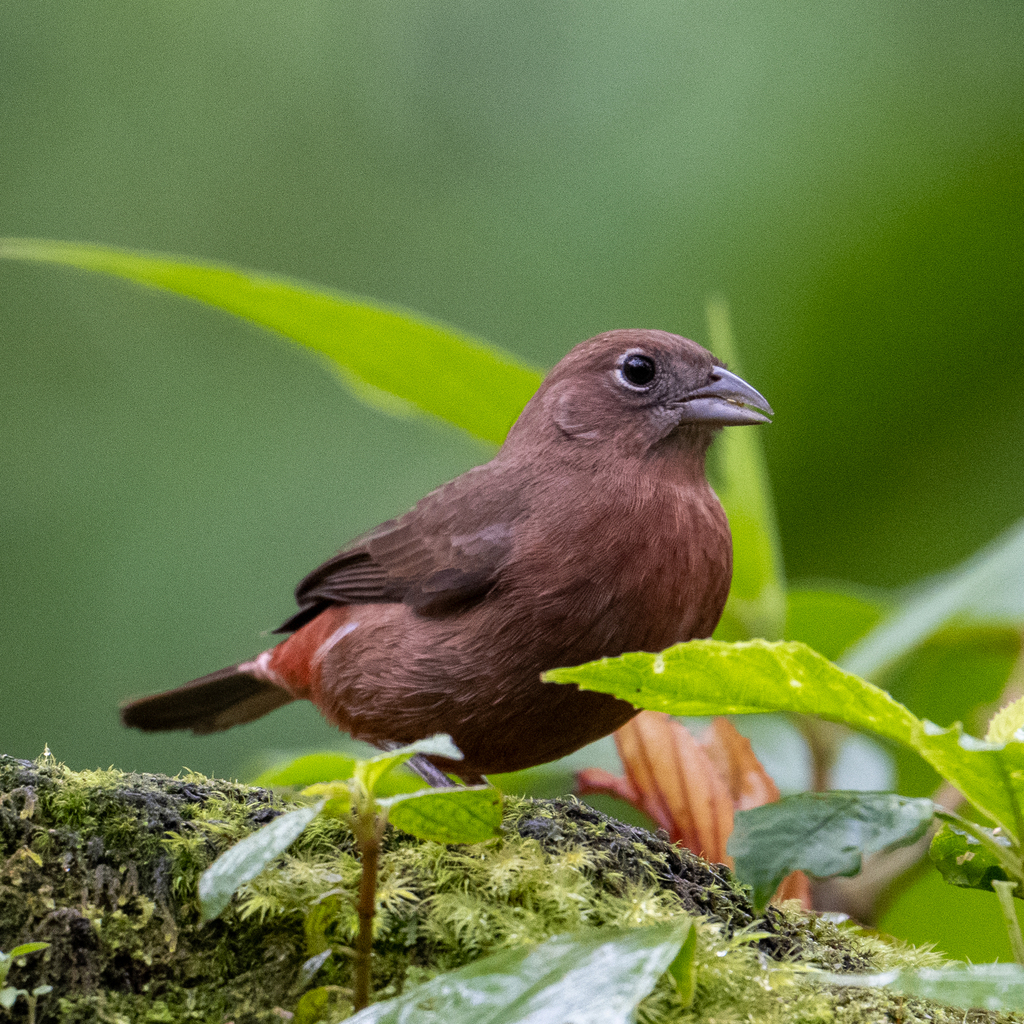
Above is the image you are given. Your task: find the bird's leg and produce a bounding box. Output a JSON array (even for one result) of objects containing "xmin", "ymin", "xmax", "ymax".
[
  {"xmin": 406, "ymin": 753, "xmax": 459, "ymax": 788},
  {"xmin": 376, "ymin": 741, "xmax": 457, "ymax": 788}
]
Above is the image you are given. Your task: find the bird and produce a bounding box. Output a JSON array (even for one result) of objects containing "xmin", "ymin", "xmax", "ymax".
[{"xmin": 121, "ymin": 329, "xmax": 772, "ymax": 784}]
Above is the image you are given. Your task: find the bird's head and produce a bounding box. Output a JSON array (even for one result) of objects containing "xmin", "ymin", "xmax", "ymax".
[{"xmin": 505, "ymin": 329, "xmax": 772, "ymax": 465}]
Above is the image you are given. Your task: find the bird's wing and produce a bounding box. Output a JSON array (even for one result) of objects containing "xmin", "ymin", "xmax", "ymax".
[{"xmin": 276, "ymin": 465, "xmax": 520, "ymax": 631}]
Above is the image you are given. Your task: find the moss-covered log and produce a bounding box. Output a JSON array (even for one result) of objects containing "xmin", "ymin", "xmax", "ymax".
[{"xmin": 0, "ymin": 753, "xmax": 1014, "ymax": 1023}]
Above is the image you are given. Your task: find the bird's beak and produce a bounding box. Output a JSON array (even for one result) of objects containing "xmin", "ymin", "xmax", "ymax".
[{"xmin": 678, "ymin": 367, "xmax": 773, "ymax": 426}]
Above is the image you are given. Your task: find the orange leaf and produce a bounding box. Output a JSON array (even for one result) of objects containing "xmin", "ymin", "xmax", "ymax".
[
  {"xmin": 579, "ymin": 711, "xmax": 734, "ymax": 863},
  {"xmin": 574, "ymin": 767, "xmax": 639, "ymax": 806},
  {"xmin": 773, "ymin": 868, "xmax": 812, "ymax": 907},
  {"xmin": 575, "ymin": 711, "xmax": 812, "ymax": 910},
  {"xmin": 699, "ymin": 718, "xmax": 780, "ymax": 811}
]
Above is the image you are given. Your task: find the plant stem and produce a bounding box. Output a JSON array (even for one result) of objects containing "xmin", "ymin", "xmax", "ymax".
[
  {"xmin": 992, "ymin": 880, "xmax": 1024, "ymax": 967},
  {"xmin": 352, "ymin": 806, "xmax": 384, "ymax": 1012}
]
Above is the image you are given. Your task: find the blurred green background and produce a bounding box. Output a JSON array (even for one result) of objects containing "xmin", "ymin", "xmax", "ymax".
[{"xmin": 2, "ymin": 1, "xmax": 1023, "ymax": 959}]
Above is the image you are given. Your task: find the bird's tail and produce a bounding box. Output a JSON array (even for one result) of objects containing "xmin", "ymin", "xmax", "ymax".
[
  {"xmin": 120, "ymin": 660, "xmax": 296, "ymax": 735},
  {"xmin": 121, "ymin": 605, "xmax": 358, "ymax": 735}
]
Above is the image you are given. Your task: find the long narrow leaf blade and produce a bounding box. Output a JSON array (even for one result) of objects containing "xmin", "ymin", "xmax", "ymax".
[
  {"xmin": 705, "ymin": 297, "xmax": 785, "ymax": 641},
  {"xmin": 348, "ymin": 920, "xmax": 693, "ymax": 1024},
  {"xmin": 0, "ymin": 238, "xmax": 543, "ymax": 444},
  {"xmin": 841, "ymin": 516, "xmax": 1024, "ymax": 678},
  {"xmin": 815, "ymin": 964, "xmax": 1024, "ymax": 1012},
  {"xmin": 198, "ymin": 800, "xmax": 324, "ymax": 921}
]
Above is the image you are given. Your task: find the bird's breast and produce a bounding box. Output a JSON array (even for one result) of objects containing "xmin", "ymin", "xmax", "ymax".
[{"xmin": 492, "ymin": 474, "xmax": 732, "ymax": 664}]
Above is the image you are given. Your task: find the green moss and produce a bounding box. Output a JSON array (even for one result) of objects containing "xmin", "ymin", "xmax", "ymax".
[{"xmin": 0, "ymin": 753, "xmax": 1020, "ymax": 1023}]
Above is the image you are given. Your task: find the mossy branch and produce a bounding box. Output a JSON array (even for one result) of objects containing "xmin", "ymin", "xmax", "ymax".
[{"xmin": 0, "ymin": 753, "xmax": 1008, "ymax": 1023}]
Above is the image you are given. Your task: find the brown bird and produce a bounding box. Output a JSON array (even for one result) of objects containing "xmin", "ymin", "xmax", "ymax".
[{"xmin": 121, "ymin": 330, "xmax": 771, "ymax": 783}]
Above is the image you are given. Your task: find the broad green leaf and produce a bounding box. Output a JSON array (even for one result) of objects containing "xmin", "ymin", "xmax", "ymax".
[
  {"xmin": 545, "ymin": 639, "xmax": 1024, "ymax": 834},
  {"xmin": 910, "ymin": 724, "xmax": 1024, "ymax": 838},
  {"xmin": 356, "ymin": 734, "xmax": 462, "ymax": 796},
  {"xmin": 705, "ymin": 297, "xmax": 785, "ymax": 642},
  {"xmin": 881, "ymin": 625, "xmax": 1022, "ymax": 797},
  {"xmin": 300, "ymin": 782, "xmax": 353, "ymax": 818},
  {"xmin": 382, "ymin": 786, "xmax": 503, "ymax": 844},
  {"xmin": 784, "ymin": 587, "xmax": 887, "ymax": 662},
  {"xmin": 988, "ymin": 696, "xmax": 1024, "ymax": 745},
  {"xmin": 199, "ymin": 800, "xmax": 324, "ymax": 922},
  {"xmin": 253, "ymin": 753, "xmax": 358, "ymax": 788},
  {"xmin": 546, "ymin": 640, "xmax": 921, "ymax": 747},
  {"xmin": 815, "ymin": 963, "xmax": 1024, "ymax": 1012},
  {"xmin": 348, "ymin": 920, "xmax": 693, "ymax": 1024},
  {"xmin": 929, "ymin": 823, "xmax": 1014, "ymax": 893},
  {"xmin": 728, "ymin": 792, "xmax": 934, "ymax": 912},
  {"xmin": 841, "ymin": 516, "xmax": 1024, "ymax": 679},
  {"xmin": 0, "ymin": 988, "xmax": 16, "ymax": 1010},
  {"xmin": 0, "ymin": 238, "xmax": 543, "ymax": 445},
  {"xmin": 256, "ymin": 751, "xmax": 427, "ymax": 797}
]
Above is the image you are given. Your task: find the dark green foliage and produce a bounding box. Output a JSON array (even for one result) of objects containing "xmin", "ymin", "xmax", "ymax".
[
  {"xmin": 930, "ymin": 824, "xmax": 1015, "ymax": 894},
  {"xmin": 729, "ymin": 792, "xmax": 935, "ymax": 911}
]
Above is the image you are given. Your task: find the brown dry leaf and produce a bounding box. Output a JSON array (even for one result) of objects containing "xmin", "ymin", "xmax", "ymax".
[
  {"xmin": 699, "ymin": 716, "xmax": 780, "ymax": 811},
  {"xmin": 577, "ymin": 710, "xmax": 810, "ymax": 908}
]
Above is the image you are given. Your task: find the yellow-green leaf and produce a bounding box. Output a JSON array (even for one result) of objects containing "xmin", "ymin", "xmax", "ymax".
[
  {"xmin": 383, "ymin": 786, "xmax": 503, "ymax": 844},
  {"xmin": 705, "ymin": 297, "xmax": 785, "ymax": 642},
  {"xmin": 0, "ymin": 238, "xmax": 543, "ymax": 444}
]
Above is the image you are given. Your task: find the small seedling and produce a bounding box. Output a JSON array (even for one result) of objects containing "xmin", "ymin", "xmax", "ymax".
[
  {"xmin": 199, "ymin": 735, "xmax": 502, "ymax": 1011},
  {"xmin": 0, "ymin": 943, "xmax": 52, "ymax": 1024}
]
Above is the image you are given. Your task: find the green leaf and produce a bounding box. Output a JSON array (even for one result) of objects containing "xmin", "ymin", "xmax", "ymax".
[
  {"xmin": 728, "ymin": 792, "xmax": 935, "ymax": 912},
  {"xmin": 347, "ymin": 920, "xmax": 693, "ymax": 1024},
  {"xmin": 0, "ymin": 238, "xmax": 543, "ymax": 445},
  {"xmin": 881, "ymin": 625, "xmax": 1022, "ymax": 798},
  {"xmin": 666, "ymin": 919, "xmax": 698, "ymax": 1007},
  {"xmin": 294, "ymin": 985, "xmax": 334, "ymax": 1024},
  {"xmin": 300, "ymin": 782, "xmax": 353, "ymax": 818},
  {"xmin": 545, "ymin": 639, "xmax": 1024, "ymax": 835},
  {"xmin": 383, "ymin": 786, "xmax": 503, "ymax": 844},
  {"xmin": 929, "ymin": 823, "xmax": 1014, "ymax": 893},
  {"xmin": 910, "ymin": 724, "xmax": 1024, "ymax": 838},
  {"xmin": 815, "ymin": 963, "xmax": 1024, "ymax": 1012},
  {"xmin": 253, "ymin": 753, "xmax": 358, "ymax": 788},
  {"xmin": 356, "ymin": 734, "xmax": 462, "ymax": 796},
  {"xmin": 0, "ymin": 988, "xmax": 17, "ymax": 1010},
  {"xmin": 705, "ymin": 297, "xmax": 785, "ymax": 642},
  {"xmin": 988, "ymin": 695, "xmax": 1024, "ymax": 745},
  {"xmin": 5, "ymin": 943, "xmax": 49, "ymax": 960},
  {"xmin": 841, "ymin": 516, "xmax": 1024, "ymax": 679},
  {"xmin": 199, "ymin": 800, "xmax": 325, "ymax": 922},
  {"xmin": 546, "ymin": 640, "xmax": 921, "ymax": 747}
]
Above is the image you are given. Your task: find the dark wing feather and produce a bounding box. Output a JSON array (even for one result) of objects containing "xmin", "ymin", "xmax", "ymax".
[{"xmin": 276, "ymin": 465, "xmax": 520, "ymax": 632}]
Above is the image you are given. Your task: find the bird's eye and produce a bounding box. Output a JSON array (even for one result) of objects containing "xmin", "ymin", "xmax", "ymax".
[{"xmin": 619, "ymin": 353, "xmax": 657, "ymax": 389}]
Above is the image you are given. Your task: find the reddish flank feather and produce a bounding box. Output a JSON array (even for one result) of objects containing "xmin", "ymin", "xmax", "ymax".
[{"xmin": 121, "ymin": 330, "xmax": 772, "ymax": 781}]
